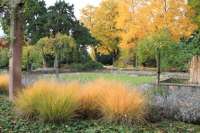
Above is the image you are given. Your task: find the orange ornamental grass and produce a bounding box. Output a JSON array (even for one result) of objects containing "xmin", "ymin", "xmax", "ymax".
[
  {"xmin": 78, "ymin": 79, "xmax": 146, "ymax": 123},
  {"xmin": 15, "ymin": 79, "xmax": 147, "ymax": 123},
  {"xmin": 0, "ymin": 74, "xmax": 9, "ymax": 93},
  {"xmin": 96, "ymin": 79, "xmax": 146, "ymax": 124},
  {"xmin": 15, "ymin": 80, "xmax": 80, "ymax": 122},
  {"xmin": 77, "ymin": 79, "xmax": 104, "ymax": 119}
]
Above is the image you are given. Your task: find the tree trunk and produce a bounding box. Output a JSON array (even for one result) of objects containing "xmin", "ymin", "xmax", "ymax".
[
  {"xmin": 189, "ymin": 56, "xmax": 200, "ymax": 84},
  {"xmin": 135, "ymin": 53, "xmax": 138, "ymax": 67},
  {"xmin": 42, "ymin": 56, "xmax": 47, "ymax": 68},
  {"xmin": 54, "ymin": 54, "xmax": 59, "ymax": 78},
  {"xmin": 27, "ymin": 51, "xmax": 31, "ymax": 72},
  {"xmin": 9, "ymin": 2, "xmax": 24, "ymax": 100}
]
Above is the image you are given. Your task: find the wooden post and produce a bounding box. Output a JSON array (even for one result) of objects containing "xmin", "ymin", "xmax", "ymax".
[
  {"xmin": 135, "ymin": 52, "xmax": 138, "ymax": 68},
  {"xmin": 157, "ymin": 47, "xmax": 161, "ymax": 86},
  {"xmin": 189, "ymin": 56, "xmax": 200, "ymax": 84},
  {"xmin": 9, "ymin": 0, "xmax": 24, "ymax": 100}
]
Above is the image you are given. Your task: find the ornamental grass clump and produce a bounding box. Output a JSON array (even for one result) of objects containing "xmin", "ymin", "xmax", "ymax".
[
  {"xmin": 15, "ymin": 80, "xmax": 80, "ymax": 122},
  {"xmin": 15, "ymin": 79, "xmax": 147, "ymax": 123},
  {"xmin": 77, "ymin": 80, "xmax": 103, "ymax": 119},
  {"xmin": 96, "ymin": 79, "xmax": 146, "ymax": 124},
  {"xmin": 0, "ymin": 74, "xmax": 9, "ymax": 93},
  {"xmin": 78, "ymin": 79, "xmax": 146, "ymax": 123}
]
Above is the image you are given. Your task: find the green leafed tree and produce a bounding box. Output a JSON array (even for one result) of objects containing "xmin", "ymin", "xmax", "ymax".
[
  {"xmin": 24, "ymin": 0, "xmax": 48, "ymax": 44},
  {"xmin": 53, "ymin": 33, "xmax": 76, "ymax": 77},
  {"xmin": 189, "ymin": 0, "xmax": 200, "ymax": 27},
  {"xmin": 0, "ymin": 0, "xmax": 10, "ymax": 35},
  {"xmin": 47, "ymin": 1, "xmax": 76, "ymax": 36},
  {"xmin": 72, "ymin": 21, "xmax": 97, "ymax": 47},
  {"xmin": 36, "ymin": 36, "xmax": 54, "ymax": 68},
  {"xmin": 36, "ymin": 34, "xmax": 77, "ymax": 68},
  {"xmin": 136, "ymin": 30, "xmax": 176, "ymax": 67},
  {"xmin": 22, "ymin": 44, "xmax": 43, "ymax": 71}
]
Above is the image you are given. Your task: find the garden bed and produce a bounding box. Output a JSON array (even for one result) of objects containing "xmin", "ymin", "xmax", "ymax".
[{"xmin": 0, "ymin": 96, "xmax": 199, "ymax": 133}]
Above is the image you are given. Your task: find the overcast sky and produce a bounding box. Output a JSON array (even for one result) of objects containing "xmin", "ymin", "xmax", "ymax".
[
  {"xmin": 46, "ymin": 0, "xmax": 101, "ymax": 17},
  {"xmin": 0, "ymin": 0, "xmax": 101, "ymax": 37}
]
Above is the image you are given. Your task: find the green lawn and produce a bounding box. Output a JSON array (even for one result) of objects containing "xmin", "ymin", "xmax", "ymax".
[
  {"xmin": 49, "ymin": 72, "xmax": 155, "ymax": 86},
  {"xmin": 0, "ymin": 96, "xmax": 200, "ymax": 133}
]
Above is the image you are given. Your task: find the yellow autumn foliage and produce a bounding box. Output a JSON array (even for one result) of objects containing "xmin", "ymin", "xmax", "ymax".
[{"xmin": 0, "ymin": 74, "xmax": 9, "ymax": 93}]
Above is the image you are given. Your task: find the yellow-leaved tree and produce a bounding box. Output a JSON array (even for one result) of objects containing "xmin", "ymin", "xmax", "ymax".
[
  {"xmin": 116, "ymin": 0, "xmax": 197, "ymax": 83},
  {"xmin": 116, "ymin": 0, "xmax": 197, "ymax": 48},
  {"xmin": 80, "ymin": 5, "xmax": 96, "ymax": 30},
  {"xmin": 81, "ymin": 0, "xmax": 119, "ymax": 62}
]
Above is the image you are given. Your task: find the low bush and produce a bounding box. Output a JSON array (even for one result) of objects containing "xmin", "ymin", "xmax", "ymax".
[
  {"xmin": 0, "ymin": 74, "xmax": 8, "ymax": 93},
  {"xmin": 84, "ymin": 61, "xmax": 103, "ymax": 70},
  {"xmin": 15, "ymin": 80, "xmax": 80, "ymax": 122},
  {"xmin": 70, "ymin": 61, "xmax": 103, "ymax": 71},
  {"xmin": 0, "ymin": 48, "xmax": 9, "ymax": 69}
]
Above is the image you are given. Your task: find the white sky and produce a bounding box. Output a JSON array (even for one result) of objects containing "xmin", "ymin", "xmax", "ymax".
[
  {"xmin": 0, "ymin": 27, "xmax": 4, "ymax": 37},
  {"xmin": 0, "ymin": 0, "xmax": 101, "ymax": 37},
  {"xmin": 46, "ymin": 0, "xmax": 101, "ymax": 18}
]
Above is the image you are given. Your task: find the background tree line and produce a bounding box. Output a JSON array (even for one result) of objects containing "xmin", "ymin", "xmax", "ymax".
[
  {"xmin": 0, "ymin": 0, "xmax": 200, "ymax": 72},
  {"xmin": 0, "ymin": 0, "xmax": 102, "ymax": 71},
  {"xmin": 81, "ymin": 0, "xmax": 200, "ymax": 71}
]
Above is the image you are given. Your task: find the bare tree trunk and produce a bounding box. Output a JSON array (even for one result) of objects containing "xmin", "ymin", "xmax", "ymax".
[
  {"xmin": 135, "ymin": 53, "xmax": 138, "ymax": 67},
  {"xmin": 54, "ymin": 54, "xmax": 59, "ymax": 78},
  {"xmin": 9, "ymin": 1, "xmax": 24, "ymax": 100},
  {"xmin": 42, "ymin": 56, "xmax": 47, "ymax": 68},
  {"xmin": 189, "ymin": 56, "xmax": 200, "ymax": 84}
]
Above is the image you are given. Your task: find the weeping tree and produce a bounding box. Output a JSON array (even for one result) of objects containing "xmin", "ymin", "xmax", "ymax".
[
  {"xmin": 53, "ymin": 33, "xmax": 76, "ymax": 78},
  {"xmin": 36, "ymin": 37, "xmax": 54, "ymax": 68},
  {"xmin": 36, "ymin": 34, "xmax": 76, "ymax": 78}
]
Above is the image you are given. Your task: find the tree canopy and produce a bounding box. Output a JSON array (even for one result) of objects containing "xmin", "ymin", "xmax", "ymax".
[
  {"xmin": 0, "ymin": 0, "xmax": 95, "ymax": 46},
  {"xmin": 24, "ymin": 0, "xmax": 48, "ymax": 43},
  {"xmin": 80, "ymin": 0, "xmax": 197, "ymax": 65},
  {"xmin": 189, "ymin": 0, "xmax": 200, "ymax": 27},
  {"xmin": 116, "ymin": 0, "xmax": 197, "ymax": 48},
  {"xmin": 81, "ymin": 0, "xmax": 120, "ymax": 62}
]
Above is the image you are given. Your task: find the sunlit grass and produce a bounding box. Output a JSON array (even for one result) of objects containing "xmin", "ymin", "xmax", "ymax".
[{"xmin": 59, "ymin": 73, "xmax": 155, "ymax": 86}]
